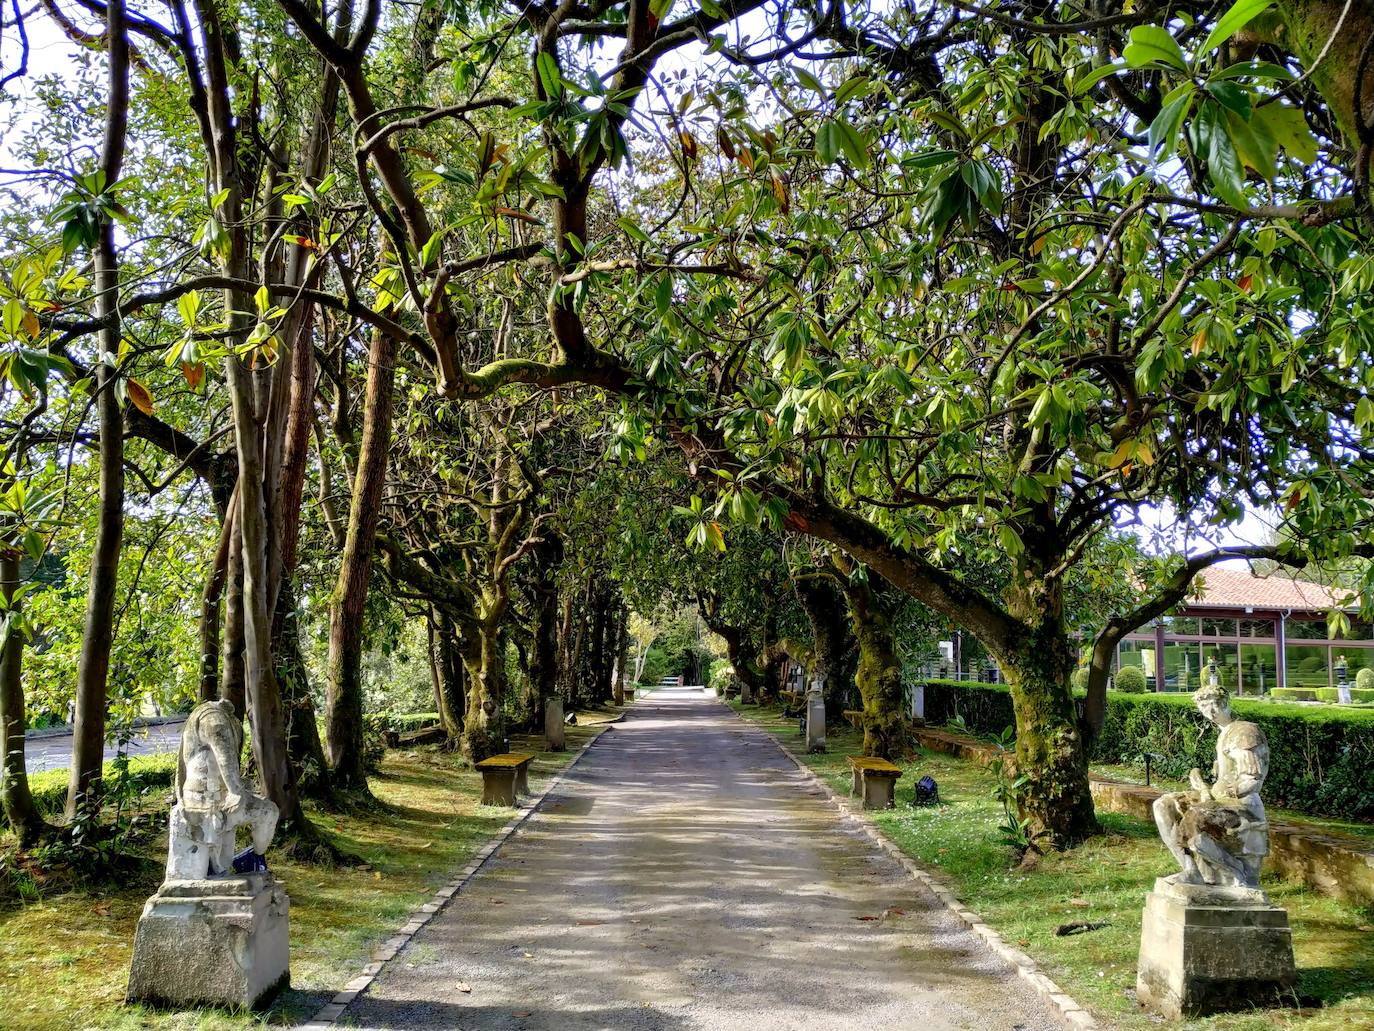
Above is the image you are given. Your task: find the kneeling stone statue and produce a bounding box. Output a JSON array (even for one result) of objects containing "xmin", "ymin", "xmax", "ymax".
[
  {"xmin": 127, "ymin": 700, "xmax": 290, "ymax": 1010},
  {"xmin": 1136, "ymin": 669, "xmax": 1294, "ymax": 1019}
]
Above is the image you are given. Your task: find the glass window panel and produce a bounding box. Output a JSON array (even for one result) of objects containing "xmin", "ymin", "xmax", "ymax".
[
  {"xmin": 1239, "ymin": 643, "xmax": 1277, "ymax": 696},
  {"xmin": 1165, "ymin": 616, "xmax": 1199, "ymax": 635},
  {"xmin": 1201, "ymin": 618, "xmax": 1236, "ymax": 637},
  {"xmin": 1240, "ymin": 618, "xmax": 1276, "ymax": 639},
  {"xmin": 1286, "ymin": 619, "xmax": 1328, "ymax": 640},
  {"xmin": 1117, "ymin": 639, "xmax": 1156, "ymax": 690},
  {"xmin": 1285, "ymin": 644, "xmax": 1329, "ymax": 690},
  {"xmin": 1161, "ymin": 641, "xmax": 1202, "ymax": 693},
  {"xmin": 1201, "ymin": 643, "xmax": 1240, "ymax": 691}
]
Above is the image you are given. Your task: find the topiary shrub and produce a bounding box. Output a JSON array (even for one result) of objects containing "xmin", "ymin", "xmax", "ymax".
[
  {"xmin": 1070, "ymin": 666, "xmax": 1089, "ymax": 691},
  {"xmin": 1358, "ymin": 667, "xmax": 1374, "ymax": 693},
  {"xmin": 1114, "ymin": 665, "xmax": 1147, "ymax": 693}
]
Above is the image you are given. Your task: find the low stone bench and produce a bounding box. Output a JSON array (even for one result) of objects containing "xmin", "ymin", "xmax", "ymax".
[
  {"xmin": 848, "ymin": 755, "xmax": 903, "ymax": 810},
  {"xmin": 475, "ymin": 752, "xmax": 535, "ymax": 806}
]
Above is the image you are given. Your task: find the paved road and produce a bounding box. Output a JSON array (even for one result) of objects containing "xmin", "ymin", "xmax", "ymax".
[
  {"xmin": 24, "ymin": 719, "xmax": 185, "ymax": 774},
  {"xmin": 343, "ymin": 687, "xmax": 1062, "ymax": 1031}
]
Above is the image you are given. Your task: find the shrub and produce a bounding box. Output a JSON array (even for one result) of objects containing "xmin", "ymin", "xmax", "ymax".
[
  {"xmin": 637, "ymin": 646, "xmax": 671, "ymax": 687},
  {"xmin": 1069, "ymin": 667, "xmax": 1089, "ymax": 692},
  {"xmin": 1114, "ymin": 665, "xmax": 1147, "ymax": 693},
  {"xmin": 710, "ymin": 664, "xmax": 741, "ymax": 697},
  {"xmin": 1271, "ymin": 687, "xmax": 1317, "ymax": 702},
  {"xmin": 922, "ymin": 678, "xmax": 1374, "ymax": 821},
  {"xmin": 1358, "ymin": 667, "xmax": 1374, "ymax": 693}
]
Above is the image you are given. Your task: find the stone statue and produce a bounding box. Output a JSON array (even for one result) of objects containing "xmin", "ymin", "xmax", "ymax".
[
  {"xmin": 166, "ymin": 699, "xmax": 279, "ymax": 881},
  {"xmin": 1152, "ymin": 676, "xmax": 1269, "ymax": 889}
]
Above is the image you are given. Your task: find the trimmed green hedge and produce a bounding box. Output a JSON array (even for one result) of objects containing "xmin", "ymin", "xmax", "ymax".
[
  {"xmin": 1271, "ymin": 687, "xmax": 1374, "ymax": 704},
  {"xmin": 1, "ymin": 752, "xmax": 177, "ymax": 831},
  {"xmin": 922, "ymin": 678, "xmax": 1374, "ymax": 821}
]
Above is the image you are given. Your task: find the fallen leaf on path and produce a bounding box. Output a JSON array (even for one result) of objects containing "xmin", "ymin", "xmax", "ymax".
[
  {"xmin": 456, "ymin": 982, "xmax": 472, "ymax": 993},
  {"xmin": 854, "ymin": 915, "xmax": 880, "ymax": 921},
  {"xmin": 513, "ymin": 1012, "xmax": 532, "ymax": 1018},
  {"xmin": 490, "ymin": 899, "xmax": 505, "ymax": 904},
  {"xmin": 523, "ymin": 951, "xmax": 533, "ymax": 958},
  {"xmin": 576, "ymin": 920, "xmax": 604, "ymax": 926}
]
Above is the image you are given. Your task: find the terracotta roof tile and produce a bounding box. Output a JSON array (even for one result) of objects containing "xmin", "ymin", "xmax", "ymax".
[{"xmin": 1187, "ymin": 566, "xmax": 1350, "ymax": 613}]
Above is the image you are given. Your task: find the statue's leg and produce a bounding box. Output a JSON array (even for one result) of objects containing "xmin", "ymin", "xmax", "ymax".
[
  {"xmin": 1153, "ymin": 795, "xmax": 1191, "ymax": 870},
  {"xmin": 1191, "ymin": 835, "xmax": 1250, "ymax": 887},
  {"xmin": 165, "ymin": 806, "xmax": 211, "ymax": 881}
]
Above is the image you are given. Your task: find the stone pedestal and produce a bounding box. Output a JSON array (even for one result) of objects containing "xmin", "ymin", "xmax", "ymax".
[
  {"xmin": 1136, "ymin": 877, "xmax": 1295, "ymax": 1020},
  {"xmin": 544, "ymin": 696, "xmax": 565, "ymax": 751},
  {"xmin": 127, "ymin": 872, "xmax": 289, "ymax": 1011},
  {"xmin": 739, "ymin": 681, "xmax": 754, "ymax": 705},
  {"xmin": 805, "ymin": 692, "xmax": 827, "ymax": 753},
  {"xmin": 910, "ymin": 682, "xmax": 925, "ymax": 721}
]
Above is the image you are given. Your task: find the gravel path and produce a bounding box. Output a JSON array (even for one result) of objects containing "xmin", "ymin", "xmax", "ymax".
[
  {"xmin": 24, "ymin": 719, "xmax": 185, "ymax": 773},
  {"xmin": 341, "ymin": 687, "xmax": 1064, "ymax": 1031}
]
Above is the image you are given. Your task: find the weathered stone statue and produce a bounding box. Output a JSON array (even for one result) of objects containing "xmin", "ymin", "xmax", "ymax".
[
  {"xmin": 166, "ymin": 699, "xmax": 279, "ymax": 881},
  {"xmin": 127, "ymin": 700, "xmax": 290, "ymax": 1011},
  {"xmin": 1151, "ymin": 678, "xmax": 1268, "ymax": 889},
  {"xmin": 1136, "ymin": 676, "xmax": 1294, "ymax": 1019}
]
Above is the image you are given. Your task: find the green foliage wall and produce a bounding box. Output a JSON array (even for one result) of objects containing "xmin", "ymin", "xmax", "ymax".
[{"xmin": 923, "ymin": 679, "xmax": 1374, "ymax": 821}]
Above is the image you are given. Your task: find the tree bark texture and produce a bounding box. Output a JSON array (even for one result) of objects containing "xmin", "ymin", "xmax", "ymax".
[
  {"xmin": 1, "ymin": 550, "xmax": 46, "ymax": 844},
  {"xmin": 843, "ymin": 579, "xmax": 907, "ymax": 761},
  {"xmin": 66, "ymin": 0, "xmax": 129, "ymax": 823},
  {"xmin": 796, "ymin": 577, "xmax": 856, "ymax": 718},
  {"xmin": 326, "ymin": 326, "xmax": 397, "ymax": 790}
]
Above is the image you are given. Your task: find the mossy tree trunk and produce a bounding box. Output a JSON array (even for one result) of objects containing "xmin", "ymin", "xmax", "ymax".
[
  {"xmin": 842, "ymin": 577, "xmax": 907, "ymax": 760},
  {"xmin": 0, "ymin": 548, "xmax": 48, "ymax": 845},
  {"xmin": 460, "ymin": 608, "xmax": 506, "ymax": 761},
  {"xmin": 1000, "ymin": 565, "xmax": 1100, "ymax": 848},
  {"xmin": 796, "ymin": 577, "xmax": 855, "ymax": 718}
]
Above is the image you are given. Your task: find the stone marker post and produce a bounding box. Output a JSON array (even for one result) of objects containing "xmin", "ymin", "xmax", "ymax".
[
  {"xmin": 910, "ymin": 681, "xmax": 925, "ymax": 721},
  {"xmin": 545, "ymin": 695, "xmax": 565, "ymax": 751},
  {"xmin": 806, "ymin": 675, "xmax": 827, "ymax": 753},
  {"xmin": 127, "ymin": 700, "xmax": 290, "ymax": 1011}
]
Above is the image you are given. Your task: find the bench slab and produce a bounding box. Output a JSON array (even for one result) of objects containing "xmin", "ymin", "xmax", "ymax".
[{"xmin": 476, "ymin": 752, "xmax": 535, "ymax": 806}]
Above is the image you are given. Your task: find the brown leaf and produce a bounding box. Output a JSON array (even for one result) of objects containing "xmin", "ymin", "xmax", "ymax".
[
  {"xmin": 679, "ymin": 131, "xmax": 698, "ymax": 161},
  {"xmin": 180, "ymin": 362, "xmax": 204, "ymax": 390},
  {"xmin": 738, "ymin": 148, "xmax": 755, "ymax": 172},
  {"xmin": 854, "ymin": 915, "xmax": 880, "ymax": 921},
  {"xmin": 770, "ymin": 170, "xmax": 790, "ymax": 215},
  {"xmin": 1237, "ymin": 273, "xmax": 1253, "ymax": 293},
  {"xmin": 20, "ymin": 307, "xmax": 39, "ymax": 340},
  {"xmin": 716, "ymin": 126, "xmax": 736, "ymax": 161},
  {"xmin": 513, "ymin": 1013, "xmax": 532, "ymax": 1018},
  {"xmin": 1068, "ymin": 897, "xmax": 1091, "ymax": 908},
  {"xmin": 494, "ymin": 206, "xmax": 542, "ymax": 225},
  {"xmin": 1190, "ymin": 326, "xmax": 1206, "ymax": 358},
  {"xmin": 456, "ymin": 981, "xmax": 472, "ymax": 993},
  {"xmin": 576, "ymin": 920, "xmax": 604, "ymax": 926},
  {"xmin": 126, "ymin": 378, "xmax": 154, "ymax": 415}
]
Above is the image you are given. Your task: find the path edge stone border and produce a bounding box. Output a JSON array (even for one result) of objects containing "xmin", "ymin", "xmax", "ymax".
[
  {"xmin": 731, "ymin": 699, "xmax": 1098, "ymax": 1031},
  {"xmin": 295, "ymin": 711, "xmax": 628, "ymax": 1029}
]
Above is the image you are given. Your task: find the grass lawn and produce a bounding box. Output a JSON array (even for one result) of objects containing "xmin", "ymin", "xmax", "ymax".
[
  {"xmin": 733, "ymin": 700, "xmax": 1374, "ymax": 1030},
  {"xmin": 0, "ymin": 716, "xmax": 616, "ymax": 1031}
]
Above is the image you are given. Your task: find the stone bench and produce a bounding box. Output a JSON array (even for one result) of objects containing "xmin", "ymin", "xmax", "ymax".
[
  {"xmin": 847, "ymin": 755, "xmax": 903, "ymax": 810},
  {"xmin": 475, "ymin": 752, "xmax": 535, "ymax": 806},
  {"xmin": 842, "ymin": 709, "xmax": 865, "ymax": 730}
]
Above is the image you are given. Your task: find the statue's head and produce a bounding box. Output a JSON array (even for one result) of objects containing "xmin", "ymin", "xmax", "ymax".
[{"xmin": 1193, "ymin": 681, "xmax": 1231, "ymax": 725}]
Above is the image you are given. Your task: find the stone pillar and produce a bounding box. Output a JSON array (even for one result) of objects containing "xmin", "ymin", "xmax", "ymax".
[
  {"xmin": 1136, "ymin": 877, "xmax": 1295, "ymax": 1019},
  {"xmin": 910, "ymin": 681, "xmax": 925, "ymax": 721},
  {"xmin": 544, "ymin": 695, "xmax": 565, "ymax": 751},
  {"xmin": 806, "ymin": 675, "xmax": 827, "ymax": 753},
  {"xmin": 739, "ymin": 679, "xmax": 754, "ymax": 705}
]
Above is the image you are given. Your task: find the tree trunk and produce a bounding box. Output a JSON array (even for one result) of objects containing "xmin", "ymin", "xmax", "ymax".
[
  {"xmin": 427, "ymin": 609, "xmax": 465, "ymax": 742},
  {"xmin": 200, "ymin": 496, "xmax": 235, "ymax": 702},
  {"xmin": 796, "ymin": 577, "xmax": 854, "ymax": 719},
  {"xmin": 325, "ymin": 326, "xmax": 397, "ymax": 791},
  {"xmin": 1, "ymin": 550, "xmax": 47, "ymax": 844},
  {"xmin": 66, "ymin": 0, "xmax": 129, "ymax": 823},
  {"xmin": 1000, "ymin": 568, "xmax": 1100, "ymax": 848},
  {"xmin": 220, "ymin": 529, "xmax": 246, "ymax": 715},
  {"xmin": 460, "ymin": 617, "xmax": 505, "ymax": 761},
  {"xmin": 274, "ymin": 576, "xmax": 331, "ymax": 803},
  {"xmin": 843, "ymin": 579, "xmax": 907, "ymax": 761}
]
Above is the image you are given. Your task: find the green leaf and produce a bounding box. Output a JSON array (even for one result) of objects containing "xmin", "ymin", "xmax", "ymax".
[
  {"xmin": 815, "ymin": 120, "xmax": 842, "ymax": 165},
  {"xmin": 1192, "ymin": 101, "xmax": 1248, "ymax": 206},
  {"xmin": 794, "ymin": 67, "xmax": 825, "ymax": 94},
  {"xmin": 1123, "ymin": 26, "xmax": 1189, "ymax": 72},
  {"xmin": 1255, "ymin": 102, "xmax": 1318, "ymax": 165},
  {"xmin": 617, "ymin": 217, "xmax": 651, "ymax": 243},
  {"xmin": 835, "ymin": 119, "xmax": 870, "ymax": 169},
  {"xmin": 536, "ymin": 52, "xmax": 563, "ymax": 99},
  {"xmin": 1148, "ymin": 89, "xmax": 1193, "ymax": 156},
  {"xmin": 1224, "ymin": 105, "xmax": 1278, "ymax": 178},
  {"xmin": 1201, "ymin": 0, "xmax": 1276, "ymax": 55},
  {"xmin": 1075, "ymin": 61, "xmax": 1127, "ymax": 96},
  {"xmin": 1205, "ymin": 79, "xmax": 1252, "ymax": 120}
]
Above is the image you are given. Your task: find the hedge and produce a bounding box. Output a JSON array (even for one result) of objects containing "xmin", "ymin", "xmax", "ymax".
[
  {"xmin": 1271, "ymin": 687, "xmax": 1374, "ymax": 704},
  {"xmin": 1, "ymin": 752, "xmax": 178, "ymax": 831},
  {"xmin": 922, "ymin": 678, "xmax": 1374, "ymax": 821}
]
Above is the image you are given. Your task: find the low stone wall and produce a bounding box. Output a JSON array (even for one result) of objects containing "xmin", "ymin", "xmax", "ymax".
[{"xmin": 911, "ymin": 726, "xmax": 1374, "ymax": 908}]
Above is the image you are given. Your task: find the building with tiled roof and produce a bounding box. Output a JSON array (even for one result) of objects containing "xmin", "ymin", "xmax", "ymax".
[{"xmin": 1117, "ymin": 565, "xmax": 1369, "ymax": 696}]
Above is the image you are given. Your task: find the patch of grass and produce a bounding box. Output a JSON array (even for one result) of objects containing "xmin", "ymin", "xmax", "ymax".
[
  {"xmin": 733, "ymin": 700, "xmax": 1374, "ymax": 1030},
  {"xmin": 0, "ymin": 724, "xmax": 605, "ymax": 1031}
]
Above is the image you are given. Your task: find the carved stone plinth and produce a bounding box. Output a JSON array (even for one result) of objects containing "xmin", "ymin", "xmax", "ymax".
[
  {"xmin": 127, "ymin": 872, "xmax": 289, "ymax": 1011},
  {"xmin": 1136, "ymin": 877, "xmax": 1295, "ymax": 1020},
  {"xmin": 544, "ymin": 696, "xmax": 565, "ymax": 751}
]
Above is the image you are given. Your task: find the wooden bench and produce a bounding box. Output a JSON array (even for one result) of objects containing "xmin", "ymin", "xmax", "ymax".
[
  {"xmin": 842, "ymin": 709, "xmax": 865, "ymax": 730},
  {"xmin": 847, "ymin": 755, "xmax": 903, "ymax": 810},
  {"xmin": 475, "ymin": 752, "xmax": 535, "ymax": 806}
]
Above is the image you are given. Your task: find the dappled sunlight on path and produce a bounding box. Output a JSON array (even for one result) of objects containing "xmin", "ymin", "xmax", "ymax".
[{"xmin": 342, "ymin": 688, "xmax": 1060, "ymax": 1030}]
